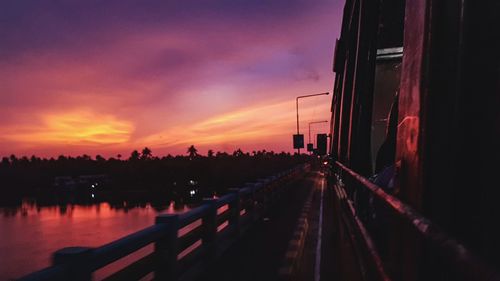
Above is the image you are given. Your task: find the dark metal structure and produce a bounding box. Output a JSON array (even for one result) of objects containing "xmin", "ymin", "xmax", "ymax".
[{"xmin": 329, "ymin": 0, "xmax": 500, "ymax": 280}]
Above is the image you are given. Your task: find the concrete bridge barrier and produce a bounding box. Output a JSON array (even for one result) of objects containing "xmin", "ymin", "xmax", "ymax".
[{"xmin": 18, "ymin": 163, "xmax": 311, "ymax": 281}]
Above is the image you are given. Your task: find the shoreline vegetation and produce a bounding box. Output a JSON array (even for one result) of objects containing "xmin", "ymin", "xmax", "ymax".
[{"xmin": 0, "ymin": 146, "xmax": 308, "ymax": 209}]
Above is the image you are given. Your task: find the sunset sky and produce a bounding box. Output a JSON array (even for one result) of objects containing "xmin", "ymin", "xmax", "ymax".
[{"xmin": 0, "ymin": 1, "xmax": 343, "ymax": 158}]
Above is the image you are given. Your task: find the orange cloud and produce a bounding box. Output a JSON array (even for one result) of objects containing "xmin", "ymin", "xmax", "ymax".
[
  {"xmin": 137, "ymin": 97, "xmax": 329, "ymax": 152},
  {"xmin": 0, "ymin": 0, "xmax": 340, "ymax": 157},
  {"xmin": 0, "ymin": 109, "xmax": 134, "ymax": 146}
]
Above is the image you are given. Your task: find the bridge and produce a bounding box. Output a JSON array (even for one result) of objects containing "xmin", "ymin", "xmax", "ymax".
[
  {"xmin": 14, "ymin": 0, "xmax": 500, "ymax": 278},
  {"xmin": 19, "ymin": 163, "xmax": 328, "ymax": 281},
  {"xmin": 17, "ymin": 160, "xmax": 500, "ymax": 281}
]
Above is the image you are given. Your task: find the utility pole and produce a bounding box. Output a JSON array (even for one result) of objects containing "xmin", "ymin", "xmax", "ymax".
[
  {"xmin": 295, "ymin": 92, "xmax": 329, "ymax": 154},
  {"xmin": 308, "ymin": 120, "xmax": 328, "ymax": 153}
]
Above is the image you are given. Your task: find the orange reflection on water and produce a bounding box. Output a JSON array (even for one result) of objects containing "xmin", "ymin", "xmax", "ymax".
[{"xmin": 0, "ymin": 201, "xmax": 188, "ymax": 280}]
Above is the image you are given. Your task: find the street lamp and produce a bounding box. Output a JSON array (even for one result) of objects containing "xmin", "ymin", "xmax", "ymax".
[
  {"xmin": 295, "ymin": 92, "xmax": 329, "ymax": 154},
  {"xmin": 308, "ymin": 120, "xmax": 328, "ymax": 152}
]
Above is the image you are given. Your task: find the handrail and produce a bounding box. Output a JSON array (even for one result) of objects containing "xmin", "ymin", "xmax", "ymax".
[
  {"xmin": 338, "ymin": 184, "xmax": 391, "ymax": 281},
  {"xmin": 92, "ymin": 224, "xmax": 168, "ymax": 269},
  {"xmin": 178, "ymin": 204, "xmax": 211, "ymax": 227},
  {"xmin": 238, "ymin": 186, "xmax": 253, "ymax": 195},
  {"xmin": 216, "ymin": 193, "xmax": 237, "ymax": 207},
  {"xmin": 16, "ymin": 265, "xmax": 67, "ymax": 281},
  {"xmin": 18, "ymin": 163, "xmax": 310, "ymax": 281},
  {"xmin": 334, "ymin": 161, "xmax": 500, "ymax": 281}
]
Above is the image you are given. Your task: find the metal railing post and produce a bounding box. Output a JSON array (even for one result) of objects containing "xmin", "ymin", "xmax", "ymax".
[
  {"xmin": 202, "ymin": 199, "xmax": 218, "ymax": 260},
  {"xmin": 155, "ymin": 214, "xmax": 179, "ymax": 280},
  {"xmin": 52, "ymin": 247, "xmax": 93, "ymax": 281},
  {"xmin": 228, "ymin": 189, "xmax": 241, "ymax": 237}
]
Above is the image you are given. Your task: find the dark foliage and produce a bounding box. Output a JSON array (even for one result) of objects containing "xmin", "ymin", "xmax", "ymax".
[{"xmin": 0, "ymin": 147, "xmax": 307, "ymax": 207}]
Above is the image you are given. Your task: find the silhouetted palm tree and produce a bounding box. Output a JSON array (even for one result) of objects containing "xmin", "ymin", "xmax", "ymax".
[
  {"xmin": 9, "ymin": 154, "xmax": 18, "ymax": 163},
  {"xmin": 30, "ymin": 155, "xmax": 40, "ymax": 163},
  {"xmin": 141, "ymin": 147, "xmax": 152, "ymax": 160},
  {"xmin": 129, "ymin": 150, "xmax": 140, "ymax": 161},
  {"xmin": 233, "ymin": 148, "xmax": 244, "ymax": 157},
  {"xmin": 207, "ymin": 149, "xmax": 214, "ymax": 158},
  {"xmin": 0, "ymin": 147, "xmax": 306, "ymax": 207},
  {"xmin": 187, "ymin": 145, "xmax": 198, "ymax": 159}
]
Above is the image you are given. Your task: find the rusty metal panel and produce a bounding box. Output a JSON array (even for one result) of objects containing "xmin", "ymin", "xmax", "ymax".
[
  {"xmin": 393, "ymin": 1, "xmax": 432, "ymax": 280},
  {"xmin": 396, "ymin": 0, "xmax": 428, "ymax": 209}
]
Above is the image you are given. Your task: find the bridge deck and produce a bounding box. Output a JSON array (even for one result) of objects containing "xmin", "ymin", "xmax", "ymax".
[
  {"xmin": 196, "ymin": 171, "xmax": 333, "ymax": 281},
  {"xmin": 297, "ymin": 171, "xmax": 336, "ymax": 281}
]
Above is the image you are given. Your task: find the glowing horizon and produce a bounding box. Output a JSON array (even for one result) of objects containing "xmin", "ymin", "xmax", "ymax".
[{"xmin": 0, "ymin": 1, "xmax": 342, "ymax": 158}]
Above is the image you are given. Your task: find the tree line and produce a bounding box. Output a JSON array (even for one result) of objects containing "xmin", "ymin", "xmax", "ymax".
[{"xmin": 0, "ymin": 146, "xmax": 308, "ymax": 206}]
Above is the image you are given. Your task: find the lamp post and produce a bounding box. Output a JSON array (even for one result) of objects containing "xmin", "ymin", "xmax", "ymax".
[
  {"xmin": 295, "ymin": 92, "xmax": 329, "ymax": 154},
  {"xmin": 308, "ymin": 120, "xmax": 328, "ymax": 152}
]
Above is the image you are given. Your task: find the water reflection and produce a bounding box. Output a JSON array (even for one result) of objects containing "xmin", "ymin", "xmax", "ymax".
[
  {"xmin": 0, "ymin": 200, "xmax": 191, "ymax": 280},
  {"xmin": 0, "ymin": 199, "xmax": 192, "ymax": 217}
]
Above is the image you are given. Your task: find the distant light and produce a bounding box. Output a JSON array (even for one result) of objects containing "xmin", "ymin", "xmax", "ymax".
[
  {"xmin": 91, "ymin": 184, "xmax": 95, "ymax": 188},
  {"xmin": 189, "ymin": 190, "xmax": 196, "ymax": 196},
  {"xmin": 323, "ymin": 161, "xmax": 328, "ymax": 165},
  {"xmin": 91, "ymin": 193, "xmax": 95, "ymax": 198},
  {"xmin": 189, "ymin": 180, "xmax": 195, "ymax": 185}
]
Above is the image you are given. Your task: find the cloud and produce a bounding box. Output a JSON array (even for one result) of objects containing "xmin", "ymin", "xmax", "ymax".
[
  {"xmin": 0, "ymin": 0, "xmax": 343, "ymax": 156},
  {"xmin": 0, "ymin": 109, "xmax": 134, "ymax": 146},
  {"xmin": 136, "ymin": 96, "xmax": 331, "ymax": 154}
]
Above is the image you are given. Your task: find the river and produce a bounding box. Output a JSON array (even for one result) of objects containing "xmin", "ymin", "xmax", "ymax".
[{"xmin": 0, "ymin": 201, "xmax": 191, "ymax": 280}]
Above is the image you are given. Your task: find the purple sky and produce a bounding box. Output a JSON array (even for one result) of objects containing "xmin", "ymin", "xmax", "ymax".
[{"xmin": 0, "ymin": 0, "xmax": 343, "ymax": 157}]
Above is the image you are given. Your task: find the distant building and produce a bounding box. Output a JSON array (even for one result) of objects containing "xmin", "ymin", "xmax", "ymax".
[
  {"xmin": 53, "ymin": 174, "xmax": 110, "ymax": 190},
  {"xmin": 53, "ymin": 176, "xmax": 77, "ymax": 190}
]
